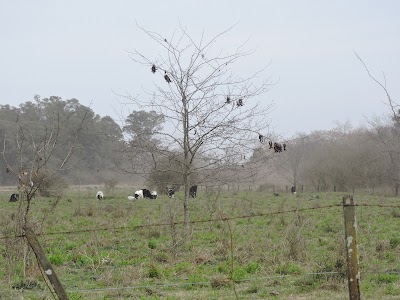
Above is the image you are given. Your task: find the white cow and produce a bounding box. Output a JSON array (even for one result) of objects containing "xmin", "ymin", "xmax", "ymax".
[
  {"xmin": 96, "ymin": 191, "xmax": 104, "ymax": 200},
  {"xmin": 134, "ymin": 190, "xmax": 144, "ymax": 199}
]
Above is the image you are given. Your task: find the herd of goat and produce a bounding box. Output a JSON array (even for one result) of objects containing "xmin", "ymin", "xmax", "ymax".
[
  {"xmin": 96, "ymin": 186, "xmax": 198, "ymax": 201},
  {"xmin": 8, "ymin": 186, "xmax": 198, "ymax": 202}
]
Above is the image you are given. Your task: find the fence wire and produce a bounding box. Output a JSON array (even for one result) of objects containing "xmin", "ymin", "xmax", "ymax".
[
  {"xmin": 0, "ymin": 270, "xmax": 398, "ymax": 295},
  {"xmin": 0, "ymin": 200, "xmax": 399, "ymax": 298},
  {"xmin": 1, "ymin": 202, "xmax": 399, "ymax": 240}
]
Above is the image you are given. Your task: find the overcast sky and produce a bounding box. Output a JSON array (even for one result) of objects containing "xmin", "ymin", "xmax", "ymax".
[{"xmin": 1, "ymin": 0, "xmax": 399, "ymax": 138}]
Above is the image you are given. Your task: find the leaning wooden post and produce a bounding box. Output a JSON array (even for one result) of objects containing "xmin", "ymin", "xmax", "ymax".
[
  {"xmin": 342, "ymin": 195, "xmax": 361, "ymax": 300},
  {"xmin": 24, "ymin": 226, "xmax": 69, "ymax": 300}
]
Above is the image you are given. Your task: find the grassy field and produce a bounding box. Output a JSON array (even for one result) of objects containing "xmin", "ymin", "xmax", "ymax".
[{"xmin": 0, "ymin": 187, "xmax": 399, "ymax": 299}]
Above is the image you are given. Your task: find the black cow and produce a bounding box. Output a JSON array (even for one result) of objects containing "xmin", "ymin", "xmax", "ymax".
[
  {"xmin": 167, "ymin": 188, "xmax": 175, "ymax": 198},
  {"xmin": 142, "ymin": 189, "xmax": 152, "ymax": 199},
  {"xmin": 189, "ymin": 185, "xmax": 197, "ymax": 198},
  {"xmin": 291, "ymin": 186, "xmax": 296, "ymax": 194},
  {"xmin": 9, "ymin": 193, "xmax": 19, "ymax": 202},
  {"xmin": 140, "ymin": 189, "xmax": 157, "ymax": 199}
]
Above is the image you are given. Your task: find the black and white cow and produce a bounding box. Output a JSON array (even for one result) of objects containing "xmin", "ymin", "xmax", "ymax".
[
  {"xmin": 167, "ymin": 188, "xmax": 175, "ymax": 198},
  {"xmin": 96, "ymin": 191, "xmax": 104, "ymax": 200},
  {"xmin": 189, "ymin": 185, "xmax": 197, "ymax": 198},
  {"xmin": 9, "ymin": 193, "xmax": 19, "ymax": 202},
  {"xmin": 291, "ymin": 186, "xmax": 296, "ymax": 194},
  {"xmin": 134, "ymin": 189, "xmax": 143, "ymax": 199},
  {"xmin": 135, "ymin": 189, "xmax": 157, "ymax": 199},
  {"xmin": 142, "ymin": 189, "xmax": 152, "ymax": 199}
]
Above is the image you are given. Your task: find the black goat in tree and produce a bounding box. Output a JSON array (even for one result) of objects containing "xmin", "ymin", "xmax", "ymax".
[
  {"xmin": 151, "ymin": 64, "xmax": 157, "ymax": 73},
  {"xmin": 164, "ymin": 71, "xmax": 172, "ymax": 83}
]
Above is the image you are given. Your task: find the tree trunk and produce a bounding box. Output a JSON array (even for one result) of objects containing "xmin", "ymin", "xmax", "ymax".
[{"xmin": 183, "ymin": 184, "xmax": 190, "ymax": 234}]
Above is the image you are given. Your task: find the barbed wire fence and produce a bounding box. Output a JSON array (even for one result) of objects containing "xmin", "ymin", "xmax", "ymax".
[{"xmin": 0, "ymin": 197, "xmax": 399, "ymax": 299}]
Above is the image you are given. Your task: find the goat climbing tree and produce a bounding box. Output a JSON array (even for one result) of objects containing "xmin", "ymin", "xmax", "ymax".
[{"xmin": 124, "ymin": 24, "xmax": 274, "ymax": 235}]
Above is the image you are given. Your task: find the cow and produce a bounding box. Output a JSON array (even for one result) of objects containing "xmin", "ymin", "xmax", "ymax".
[
  {"xmin": 142, "ymin": 189, "xmax": 152, "ymax": 199},
  {"xmin": 96, "ymin": 191, "xmax": 104, "ymax": 200},
  {"xmin": 135, "ymin": 189, "xmax": 157, "ymax": 199},
  {"xmin": 291, "ymin": 186, "xmax": 296, "ymax": 194},
  {"xmin": 167, "ymin": 188, "xmax": 175, "ymax": 198},
  {"xmin": 189, "ymin": 185, "xmax": 197, "ymax": 198},
  {"xmin": 9, "ymin": 193, "xmax": 19, "ymax": 202},
  {"xmin": 134, "ymin": 190, "xmax": 144, "ymax": 199}
]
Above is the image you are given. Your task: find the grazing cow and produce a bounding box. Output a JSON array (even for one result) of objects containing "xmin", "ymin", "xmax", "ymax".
[
  {"xmin": 96, "ymin": 191, "xmax": 104, "ymax": 200},
  {"xmin": 142, "ymin": 189, "xmax": 152, "ymax": 199},
  {"xmin": 167, "ymin": 188, "xmax": 175, "ymax": 198},
  {"xmin": 9, "ymin": 193, "xmax": 19, "ymax": 202},
  {"xmin": 134, "ymin": 190, "xmax": 144, "ymax": 199},
  {"xmin": 134, "ymin": 189, "xmax": 157, "ymax": 199},
  {"xmin": 291, "ymin": 186, "xmax": 296, "ymax": 194},
  {"xmin": 189, "ymin": 185, "xmax": 198, "ymax": 198}
]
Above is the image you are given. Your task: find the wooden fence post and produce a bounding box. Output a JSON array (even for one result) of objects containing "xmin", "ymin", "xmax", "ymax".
[
  {"xmin": 24, "ymin": 226, "xmax": 69, "ymax": 300},
  {"xmin": 342, "ymin": 195, "xmax": 361, "ymax": 300}
]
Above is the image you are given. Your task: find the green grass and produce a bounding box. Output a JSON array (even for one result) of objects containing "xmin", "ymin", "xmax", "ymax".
[{"xmin": 0, "ymin": 187, "xmax": 399, "ymax": 299}]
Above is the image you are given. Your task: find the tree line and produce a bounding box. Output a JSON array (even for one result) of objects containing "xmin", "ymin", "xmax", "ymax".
[{"xmin": 2, "ymin": 95, "xmax": 399, "ymax": 197}]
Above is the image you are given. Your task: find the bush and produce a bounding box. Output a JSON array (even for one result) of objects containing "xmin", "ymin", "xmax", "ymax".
[
  {"xmin": 148, "ymin": 264, "xmax": 160, "ymax": 278},
  {"xmin": 37, "ymin": 174, "xmax": 68, "ymax": 197},
  {"xmin": 104, "ymin": 178, "xmax": 118, "ymax": 193}
]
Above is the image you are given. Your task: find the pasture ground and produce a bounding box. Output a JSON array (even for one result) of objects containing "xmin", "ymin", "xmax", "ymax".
[{"xmin": 0, "ymin": 187, "xmax": 399, "ymax": 299}]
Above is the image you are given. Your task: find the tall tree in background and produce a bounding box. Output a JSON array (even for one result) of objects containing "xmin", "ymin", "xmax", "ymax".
[
  {"xmin": 126, "ymin": 25, "xmax": 274, "ymax": 233},
  {"xmin": 123, "ymin": 110, "xmax": 165, "ymax": 141},
  {"xmin": 357, "ymin": 53, "xmax": 400, "ymax": 195},
  {"xmin": 0, "ymin": 96, "xmax": 123, "ymax": 185}
]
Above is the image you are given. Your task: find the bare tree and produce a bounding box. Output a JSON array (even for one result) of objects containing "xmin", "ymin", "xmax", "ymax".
[
  {"xmin": 123, "ymin": 24, "xmax": 274, "ymax": 233},
  {"xmin": 1, "ymin": 99, "xmax": 89, "ymax": 289},
  {"xmin": 2, "ymin": 107, "xmax": 88, "ymax": 227},
  {"xmin": 356, "ymin": 53, "xmax": 400, "ymax": 195},
  {"xmin": 273, "ymin": 133, "xmax": 309, "ymax": 188}
]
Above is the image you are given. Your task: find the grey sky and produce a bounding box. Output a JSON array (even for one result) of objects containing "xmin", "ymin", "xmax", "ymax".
[{"xmin": 1, "ymin": 0, "xmax": 399, "ymax": 138}]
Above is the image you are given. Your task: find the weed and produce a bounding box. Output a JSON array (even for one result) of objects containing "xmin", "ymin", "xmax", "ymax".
[
  {"xmin": 246, "ymin": 285, "xmax": 259, "ymax": 293},
  {"xmin": 275, "ymin": 262, "xmax": 303, "ymax": 275},
  {"xmin": 245, "ymin": 261, "xmax": 259, "ymax": 274},
  {"xmin": 232, "ymin": 267, "xmax": 247, "ymax": 282},
  {"xmin": 373, "ymin": 273, "xmax": 399, "ymax": 284},
  {"xmin": 389, "ymin": 237, "xmax": 400, "ymax": 249},
  {"xmin": 210, "ymin": 276, "xmax": 230, "ymax": 289},
  {"xmin": 148, "ymin": 264, "xmax": 160, "ymax": 278},
  {"xmin": 391, "ymin": 209, "xmax": 400, "ymax": 218},
  {"xmin": 48, "ymin": 253, "xmax": 67, "ymax": 266},
  {"xmin": 148, "ymin": 240, "xmax": 157, "ymax": 249}
]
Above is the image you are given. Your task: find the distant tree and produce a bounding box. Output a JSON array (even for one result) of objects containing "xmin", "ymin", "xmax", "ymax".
[
  {"xmin": 0, "ymin": 96, "xmax": 123, "ymax": 185},
  {"xmin": 125, "ymin": 24, "xmax": 273, "ymax": 233},
  {"xmin": 273, "ymin": 133, "xmax": 308, "ymax": 188},
  {"xmin": 356, "ymin": 53, "xmax": 400, "ymax": 195},
  {"xmin": 123, "ymin": 110, "xmax": 165, "ymax": 141}
]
